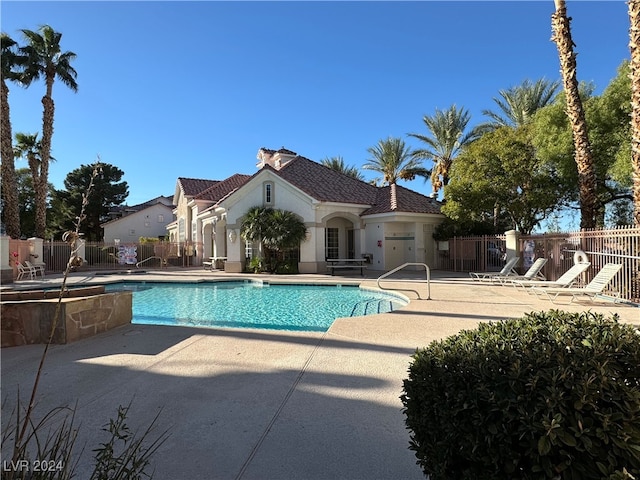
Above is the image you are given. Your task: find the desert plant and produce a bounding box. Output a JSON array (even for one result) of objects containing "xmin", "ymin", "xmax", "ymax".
[{"xmin": 401, "ymin": 311, "xmax": 640, "ymax": 479}]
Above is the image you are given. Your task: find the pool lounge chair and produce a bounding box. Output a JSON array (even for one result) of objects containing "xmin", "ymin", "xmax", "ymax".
[
  {"xmin": 469, "ymin": 256, "xmax": 520, "ymax": 282},
  {"xmin": 494, "ymin": 258, "xmax": 548, "ymax": 285},
  {"xmin": 529, "ymin": 263, "xmax": 623, "ymax": 304},
  {"xmin": 16, "ymin": 262, "xmax": 36, "ymax": 280},
  {"xmin": 510, "ymin": 261, "xmax": 591, "ymax": 291},
  {"xmin": 25, "ymin": 260, "xmax": 45, "ymax": 278}
]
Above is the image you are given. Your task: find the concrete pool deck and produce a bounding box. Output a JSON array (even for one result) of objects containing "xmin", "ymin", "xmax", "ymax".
[{"xmin": 1, "ymin": 268, "xmax": 638, "ymax": 479}]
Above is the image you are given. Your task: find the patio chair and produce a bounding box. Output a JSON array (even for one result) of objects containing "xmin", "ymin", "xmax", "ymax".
[
  {"xmin": 529, "ymin": 263, "xmax": 623, "ymax": 304},
  {"xmin": 16, "ymin": 262, "xmax": 36, "ymax": 281},
  {"xmin": 494, "ymin": 258, "xmax": 548, "ymax": 285},
  {"xmin": 469, "ymin": 256, "xmax": 520, "ymax": 282},
  {"xmin": 25, "ymin": 260, "xmax": 45, "ymax": 278},
  {"xmin": 510, "ymin": 262, "xmax": 591, "ymax": 291}
]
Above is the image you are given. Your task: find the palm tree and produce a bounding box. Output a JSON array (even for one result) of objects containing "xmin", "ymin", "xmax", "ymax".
[
  {"xmin": 20, "ymin": 25, "xmax": 77, "ymax": 238},
  {"xmin": 240, "ymin": 206, "xmax": 307, "ymax": 273},
  {"xmin": 408, "ymin": 104, "xmax": 478, "ymax": 196},
  {"xmin": 551, "ymin": 0, "xmax": 598, "ymax": 229},
  {"xmin": 320, "ymin": 156, "xmax": 365, "ymax": 181},
  {"xmin": 1, "ymin": 33, "xmax": 26, "ymax": 238},
  {"xmin": 363, "ymin": 137, "xmax": 429, "ymax": 186},
  {"xmin": 629, "ymin": 0, "xmax": 640, "ymax": 225},
  {"xmin": 477, "ymin": 78, "xmax": 560, "ymax": 133},
  {"xmin": 13, "ymin": 132, "xmax": 52, "ymax": 238}
]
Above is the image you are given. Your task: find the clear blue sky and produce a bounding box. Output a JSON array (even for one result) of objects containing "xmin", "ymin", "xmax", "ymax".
[{"xmin": 1, "ymin": 1, "xmax": 631, "ymax": 210}]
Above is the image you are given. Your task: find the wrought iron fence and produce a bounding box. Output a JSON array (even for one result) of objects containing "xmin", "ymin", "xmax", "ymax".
[
  {"xmin": 41, "ymin": 240, "xmax": 205, "ymax": 273},
  {"xmin": 438, "ymin": 226, "xmax": 640, "ymax": 304}
]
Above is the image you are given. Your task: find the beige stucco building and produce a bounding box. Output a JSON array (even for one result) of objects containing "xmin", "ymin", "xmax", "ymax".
[{"xmin": 167, "ymin": 147, "xmax": 444, "ymax": 273}]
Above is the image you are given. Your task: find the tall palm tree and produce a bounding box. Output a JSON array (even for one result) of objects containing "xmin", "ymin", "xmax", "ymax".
[
  {"xmin": 551, "ymin": 0, "xmax": 598, "ymax": 229},
  {"xmin": 629, "ymin": 0, "xmax": 640, "ymax": 225},
  {"xmin": 320, "ymin": 156, "xmax": 365, "ymax": 181},
  {"xmin": 1, "ymin": 33, "xmax": 26, "ymax": 238},
  {"xmin": 478, "ymin": 78, "xmax": 560, "ymax": 133},
  {"xmin": 408, "ymin": 104, "xmax": 478, "ymax": 196},
  {"xmin": 13, "ymin": 132, "xmax": 52, "ymax": 238},
  {"xmin": 363, "ymin": 137, "xmax": 429, "ymax": 186},
  {"xmin": 20, "ymin": 25, "xmax": 77, "ymax": 238}
]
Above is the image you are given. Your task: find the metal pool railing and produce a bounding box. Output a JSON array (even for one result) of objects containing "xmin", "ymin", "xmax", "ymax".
[{"xmin": 376, "ymin": 263, "xmax": 431, "ymax": 300}]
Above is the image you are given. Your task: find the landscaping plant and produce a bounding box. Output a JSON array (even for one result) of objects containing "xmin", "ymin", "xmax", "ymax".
[{"xmin": 401, "ymin": 311, "xmax": 640, "ymax": 479}]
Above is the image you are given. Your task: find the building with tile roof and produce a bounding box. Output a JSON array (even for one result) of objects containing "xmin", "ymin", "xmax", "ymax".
[
  {"xmin": 167, "ymin": 147, "xmax": 444, "ymax": 273},
  {"xmin": 101, "ymin": 195, "xmax": 175, "ymax": 243}
]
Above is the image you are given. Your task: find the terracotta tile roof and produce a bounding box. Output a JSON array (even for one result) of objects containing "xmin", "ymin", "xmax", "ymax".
[
  {"xmin": 195, "ymin": 174, "xmax": 252, "ymax": 202},
  {"xmin": 274, "ymin": 156, "xmax": 380, "ymax": 205},
  {"xmin": 178, "ymin": 177, "xmax": 220, "ymax": 197},
  {"xmin": 361, "ymin": 184, "xmax": 442, "ymax": 215}
]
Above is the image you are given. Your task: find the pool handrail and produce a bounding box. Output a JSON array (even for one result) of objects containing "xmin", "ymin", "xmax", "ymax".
[{"xmin": 376, "ymin": 263, "xmax": 431, "ymax": 300}]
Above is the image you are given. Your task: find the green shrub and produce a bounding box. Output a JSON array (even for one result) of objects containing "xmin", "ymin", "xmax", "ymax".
[{"xmin": 401, "ymin": 311, "xmax": 640, "ymax": 480}]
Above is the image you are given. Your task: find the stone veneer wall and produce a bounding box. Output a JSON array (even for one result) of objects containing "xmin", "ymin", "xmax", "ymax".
[{"xmin": 1, "ymin": 291, "xmax": 132, "ymax": 347}]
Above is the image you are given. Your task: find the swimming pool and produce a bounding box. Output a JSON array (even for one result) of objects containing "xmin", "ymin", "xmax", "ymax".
[{"xmin": 105, "ymin": 280, "xmax": 408, "ymax": 332}]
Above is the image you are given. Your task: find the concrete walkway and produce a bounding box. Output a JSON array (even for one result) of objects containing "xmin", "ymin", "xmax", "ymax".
[{"xmin": 1, "ymin": 269, "xmax": 638, "ymax": 479}]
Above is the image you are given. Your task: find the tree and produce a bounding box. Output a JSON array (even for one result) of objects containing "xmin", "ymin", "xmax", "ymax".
[
  {"xmin": 320, "ymin": 156, "xmax": 365, "ymax": 181},
  {"xmin": 443, "ymin": 126, "xmax": 568, "ymax": 234},
  {"xmin": 362, "ymin": 137, "xmax": 429, "ymax": 186},
  {"xmin": 20, "ymin": 25, "xmax": 78, "ymax": 238},
  {"xmin": 1, "ymin": 33, "xmax": 26, "ymax": 238},
  {"xmin": 240, "ymin": 206, "xmax": 307, "ymax": 273},
  {"xmin": 408, "ymin": 104, "xmax": 478, "ymax": 196},
  {"xmin": 52, "ymin": 163, "xmax": 128, "ymax": 241},
  {"xmin": 477, "ymin": 78, "xmax": 560, "ymax": 133},
  {"xmin": 532, "ymin": 63, "xmax": 634, "ymax": 227},
  {"xmin": 629, "ymin": 0, "xmax": 640, "ymax": 225},
  {"xmin": 13, "ymin": 132, "xmax": 54, "ymax": 239},
  {"xmin": 551, "ymin": 0, "xmax": 598, "ymax": 229}
]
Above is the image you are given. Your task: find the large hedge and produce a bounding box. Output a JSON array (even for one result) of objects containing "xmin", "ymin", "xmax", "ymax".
[{"xmin": 401, "ymin": 311, "xmax": 640, "ymax": 480}]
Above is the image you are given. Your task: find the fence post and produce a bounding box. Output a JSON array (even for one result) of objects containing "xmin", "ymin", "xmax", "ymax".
[
  {"xmin": 505, "ymin": 230, "xmax": 520, "ymax": 267},
  {"xmin": 0, "ymin": 235, "xmax": 12, "ymax": 284},
  {"xmin": 28, "ymin": 237, "xmax": 44, "ymax": 265}
]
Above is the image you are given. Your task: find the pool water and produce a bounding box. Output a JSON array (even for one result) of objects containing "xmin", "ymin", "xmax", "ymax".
[{"xmin": 105, "ymin": 281, "xmax": 408, "ymax": 332}]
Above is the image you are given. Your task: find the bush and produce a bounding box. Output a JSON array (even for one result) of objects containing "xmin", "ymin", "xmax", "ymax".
[{"xmin": 401, "ymin": 311, "xmax": 640, "ymax": 480}]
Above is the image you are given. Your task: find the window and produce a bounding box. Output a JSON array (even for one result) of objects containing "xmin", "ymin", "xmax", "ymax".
[
  {"xmin": 129, "ymin": 229, "xmax": 136, "ymax": 236},
  {"xmin": 264, "ymin": 182, "xmax": 274, "ymax": 205},
  {"xmin": 158, "ymin": 214, "xmax": 164, "ymax": 223},
  {"xmin": 325, "ymin": 228, "xmax": 338, "ymax": 259}
]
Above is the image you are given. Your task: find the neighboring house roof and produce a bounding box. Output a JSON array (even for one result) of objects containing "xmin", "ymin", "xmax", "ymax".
[
  {"xmin": 101, "ymin": 201, "xmax": 174, "ymax": 227},
  {"xmin": 106, "ymin": 195, "xmax": 175, "ymax": 221}
]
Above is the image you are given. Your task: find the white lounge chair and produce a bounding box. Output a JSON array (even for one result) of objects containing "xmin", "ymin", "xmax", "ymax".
[
  {"xmin": 16, "ymin": 262, "xmax": 36, "ymax": 281},
  {"xmin": 469, "ymin": 256, "xmax": 520, "ymax": 282},
  {"xmin": 495, "ymin": 258, "xmax": 548, "ymax": 285},
  {"xmin": 25, "ymin": 260, "xmax": 45, "ymax": 278},
  {"xmin": 529, "ymin": 263, "xmax": 623, "ymax": 303},
  {"xmin": 510, "ymin": 262, "xmax": 591, "ymax": 291}
]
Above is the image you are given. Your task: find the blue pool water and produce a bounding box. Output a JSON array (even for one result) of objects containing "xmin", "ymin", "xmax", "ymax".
[{"xmin": 105, "ymin": 281, "xmax": 408, "ymax": 332}]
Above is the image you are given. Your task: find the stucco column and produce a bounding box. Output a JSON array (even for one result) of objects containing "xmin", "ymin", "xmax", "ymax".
[
  {"xmin": 28, "ymin": 237, "xmax": 44, "ymax": 265},
  {"xmin": 298, "ymin": 224, "xmax": 319, "ymax": 273},
  {"xmin": 0, "ymin": 235, "xmax": 12, "ymax": 284},
  {"xmin": 505, "ymin": 229, "xmax": 520, "ymax": 267},
  {"xmin": 224, "ymin": 227, "xmax": 244, "ymax": 273}
]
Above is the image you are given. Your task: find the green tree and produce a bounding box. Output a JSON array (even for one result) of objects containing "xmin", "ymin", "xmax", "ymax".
[
  {"xmin": 444, "ymin": 126, "xmax": 568, "ymax": 234},
  {"xmin": 320, "ymin": 156, "xmax": 365, "ymax": 181},
  {"xmin": 363, "ymin": 137, "xmax": 429, "ymax": 186},
  {"xmin": 1, "ymin": 33, "xmax": 26, "ymax": 238},
  {"xmin": 240, "ymin": 206, "xmax": 307, "ymax": 273},
  {"xmin": 52, "ymin": 163, "xmax": 128, "ymax": 241},
  {"xmin": 477, "ymin": 78, "xmax": 560, "ymax": 133},
  {"xmin": 532, "ymin": 62, "xmax": 633, "ymax": 226},
  {"xmin": 20, "ymin": 25, "xmax": 78, "ymax": 238},
  {"xmin": 408, "ymin": 104, "xmax": 478, "ymax": 196},
  {"xmin": 551, "ymin": 0, "xmax": 598, "ymax": 229}
]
